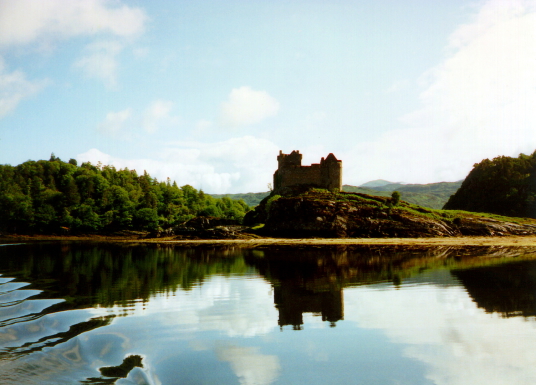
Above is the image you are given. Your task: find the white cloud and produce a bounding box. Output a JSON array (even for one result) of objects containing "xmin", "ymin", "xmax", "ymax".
[
  {"xmin": 97, "ymin": 107, "xmax": 132, "ymax": 135},
  {"xmin": 118, "ymin": 275, "xmax": 280, "ymax": 338},
  {"xmin": 386, "ymin": 79, "xmax": 410, "ymax": 94},
  {"xmin": 344, "ymin": 0, "xmax": 536, "ymax": 185},
  {"xmin": 142, "ymin": 99, "xmax": 179, "ymax": 133},
  {"xmin": 74, "ymin": 41, "xmax": 123, "ymax": 88},
  {"xmin": 0, "ymin": 57, "xmax": 48, "ymax": 119},
  {"xmin": 220, "ymin": 86, "xmax": 280, "ymax": 127},
  {"xmin": 0, "ymin": 0, "xmax": 146, "ymax": 47},
  {"xmin": 77, "ymin": 136, "xmax": 280, "ymax": 193},
  {"xmin": 97, "ymin": 100, "xmax": 180, "ymax": 137},
  {"xmin": 132, "ymin": 46, "xmax": 149, "ymax": 58},
  {"xmin": 345, "ymin": 280, "xmax": 536, "ymax": 385},
  {"xmin": 196, "ymin": 119, "xmax": 213, "ymax": 131},
  {"xmin": 216, "ymin": 343, "xmax": 281, "ymax": 385},
  {"xmin": 447, "ymin": 0, "xmax": 535, "ymax": 51}
]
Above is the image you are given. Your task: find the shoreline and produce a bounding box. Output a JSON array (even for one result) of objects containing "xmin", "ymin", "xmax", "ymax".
[{"xmin": 2, "ymin": 234, "xmax": 536, "ymax": 247}]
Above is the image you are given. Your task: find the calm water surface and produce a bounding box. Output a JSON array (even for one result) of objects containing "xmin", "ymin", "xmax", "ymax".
[{"xmin": 1, "ymin": 242, "xmax": 536, "ymax": 384}]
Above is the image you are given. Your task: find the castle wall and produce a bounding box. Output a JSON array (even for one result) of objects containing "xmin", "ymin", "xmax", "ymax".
[
  {"xmin": 276, "ymin": 165, "xmax": 322, "ymax": 190},
  {"xmin": 273, "ymin": 151, "xmax": 342, "ymax": 192}
]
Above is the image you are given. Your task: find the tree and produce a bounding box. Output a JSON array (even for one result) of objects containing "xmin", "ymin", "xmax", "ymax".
[
  {"xmin": 73, "ymin": 201, "xmax": 101, "ymax": 232},
  {"xmin": 391, "ymin": 191, "xmax": 401, "ymax": 206},
  {"xmin": 134, "ymin": 208, "xmax": 160, "ymax": 231},
  {"xmin": 444, "ymin": 151, "xmax": 536, "ymax": 218},
  {"xmin": 0, "ymin": 157, "xmax": 251, "ymax": 233}
]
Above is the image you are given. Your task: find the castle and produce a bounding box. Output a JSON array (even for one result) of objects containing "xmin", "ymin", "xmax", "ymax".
[{"xmin": 273, "ymin": 150, "xmax": 342, "ymax": 192}]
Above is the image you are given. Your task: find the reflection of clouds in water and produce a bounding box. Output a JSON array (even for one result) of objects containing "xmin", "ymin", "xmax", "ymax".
[
  {"xmin": 344, "ymin": 283, "xmax": 536, "ymax": 385},
  {"xmin": 110, "ymin": 276, "xmax": 278, "ymax": 337},
  {"xmin": 216, "ymin": 343, "xmax": 280, "ymax": 385},
  {"xmin": 303, "ymin": 339, "xmax": 329, "ymax": 362}
]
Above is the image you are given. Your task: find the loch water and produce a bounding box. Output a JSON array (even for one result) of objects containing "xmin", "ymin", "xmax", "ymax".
[{"xmin": 1, "ymin": 242, "xmax": 536, "ymax": 385}]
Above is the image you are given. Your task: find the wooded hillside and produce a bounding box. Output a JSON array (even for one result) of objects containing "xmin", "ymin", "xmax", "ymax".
[
  {"xmin": 443, "ymin": 151, "xmax": 536, "ymax": 218},
  {"xmin": 0, "ymin": 155, "xmax": 249, "ymax": 234}
]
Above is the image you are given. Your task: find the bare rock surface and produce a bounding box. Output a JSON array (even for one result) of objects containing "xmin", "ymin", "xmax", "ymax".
[{"xmin": 261, "ymin": 191, "xmax": 536, "ymax": 238}]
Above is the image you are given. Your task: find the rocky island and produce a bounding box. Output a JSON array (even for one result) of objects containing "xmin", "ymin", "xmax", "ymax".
[
  {"xmin": 242, "ymin": 150, "xmax": 536, "ymax": 239},
  {"xmin": 245, "ymin": 188, "xmax": 536, "ymax": 238}
]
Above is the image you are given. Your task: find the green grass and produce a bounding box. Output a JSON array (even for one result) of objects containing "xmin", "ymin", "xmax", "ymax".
[
  {"xmin": 343, "ymin": 181, "xmax": 462, "ymax": 210},
  {"xmin": 210, "ymin": 192, "xmax": 270, "ymax": 207},
  {"xmin": 258, "ymin": 189, "xmax": 536, "ymax": 228},
  {"xmin": 336, "ymin": 191, "xmax": 536, "ymax": 225}
]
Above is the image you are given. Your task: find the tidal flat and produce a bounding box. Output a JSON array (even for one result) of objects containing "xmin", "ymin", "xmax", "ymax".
[{"xmin": 3, "ymin": 234, "xmax": 536, "ymax": 247}]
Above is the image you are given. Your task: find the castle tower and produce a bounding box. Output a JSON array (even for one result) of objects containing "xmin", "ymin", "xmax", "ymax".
[
  {"xmin": 320, "ymin": 153, "xmax": 342, "ymax": 192},
  {"xmin": 277, "ymin": 150, "xmax": 302, "ymax": 168},
  {"xmin": 273, "ymin": 151, "xmax": 342, "ymax": 193}
]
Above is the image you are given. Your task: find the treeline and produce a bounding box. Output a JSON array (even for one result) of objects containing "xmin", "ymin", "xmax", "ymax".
[
  {"xmin": 443, "ymin": 151, "xmax": 536, "ymax": 218},
  {"xmin": 0, "ymin": 155, "xmax": 250, "ymax": 234}
]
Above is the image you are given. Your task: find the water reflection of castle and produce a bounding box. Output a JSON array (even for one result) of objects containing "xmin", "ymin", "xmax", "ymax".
[
  {"xmin": 274, "ymin": 283, "xmax": 344, "ymax": 329},
  {"xmin": 245, "ymin": 250, "xmax": 348, "ymax": 329}
]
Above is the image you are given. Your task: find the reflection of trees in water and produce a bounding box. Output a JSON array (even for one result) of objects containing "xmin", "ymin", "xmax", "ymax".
[
  {"xmin": 2, "ymin": 243, "xmax": 535, "ymax": 329},
  {"xmin": 246, "ymin": 246, "xmax": 536, "ymax": 329},
  {"xmin": 0, "ymin": 316, "xmax": 114, "ymax": 361},
  {"xmin": 0, "ymin": 243, "xmax": 250, "ymax": 311},
  {"xmin": 4, "ymin": 244, "xmax": 534, "ymax": 310},
  {"xmin": 2, "ymin": 242, "xmax": 536, "ymax": 383},
  {"xmin": 82, "ymin": 354, "xmax": 144, "ymax": 384},
  {"xmin": 247, "ymin": 245, "xmax": 499, "ymax": 290},
  {"xmin": 0, "ymin": 243, "xmax": 254, "ymax": 380},
  {"xmin": 453, "ymin": 261, "xmax": 536, "ymax": 318}
]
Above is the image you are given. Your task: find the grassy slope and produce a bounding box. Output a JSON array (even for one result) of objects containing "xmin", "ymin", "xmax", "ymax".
[
  {"xmin": 309, "ymin": 189, "xmax": 536, "ymax": 226},
  {"xmin": 210, "ymin": 192, "xmax": 270, "ymax": 207},
  {"xmin": 343, "ymin": 181, "xmax": 462, "ymax": 210},
  {"xmin": 211, "ymin": 181, "xmax": 462, "ymax": 209}
]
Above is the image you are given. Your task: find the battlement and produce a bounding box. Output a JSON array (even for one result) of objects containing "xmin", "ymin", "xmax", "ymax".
[
  {"xmin": 273, "ymin": 150, "xmax": 342, "ymax": 193},
  {"xmin": 277, "ymin": 150, "xmax": 302, "ymax": 167}
]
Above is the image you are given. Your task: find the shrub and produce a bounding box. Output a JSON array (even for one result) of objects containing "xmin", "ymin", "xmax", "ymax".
[{"xmin": 391, "ymin": 191, "xmax": 401, "ymax": 206}]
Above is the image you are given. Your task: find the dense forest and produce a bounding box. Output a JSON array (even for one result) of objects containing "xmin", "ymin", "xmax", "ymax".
[
  {"xmin": 0, "ymin": 155, "xmax": 250, "ymax": 234},
  {"xmin": 443, "ymin": 151, "xmax": 536, "ymax": 218}
]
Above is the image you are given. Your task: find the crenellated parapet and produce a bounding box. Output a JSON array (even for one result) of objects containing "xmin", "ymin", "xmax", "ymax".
[{"xmin": 273, "ymin": 150, "xmax": 342, "ymax": 193}]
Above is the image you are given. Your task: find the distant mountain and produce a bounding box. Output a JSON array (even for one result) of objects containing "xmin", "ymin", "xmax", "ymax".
[
  {"xmin": 359, "ymin": 179, "xmax": 395, "ymax": 188},
  {"xmin": 369, "ymin": 181, "xmax": 463, "ymax": 194},
  {"xmin": 210, "ymin": 192, "xmax": 270, "ymax": 207},
  {"xmin": 343, "ymin": 181, "xmax": 462, "ymax": 209},
  {"xmin": 212, "ymin": 180, "xmax": 463, "ymax": 210}
]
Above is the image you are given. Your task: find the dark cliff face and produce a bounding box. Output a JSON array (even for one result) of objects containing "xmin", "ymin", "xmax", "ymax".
[
  {"xmin": 258, "ymin": 190, "xmax": 536, "ymax": 238},
  {"xmin": 264, "ymin": 195, "xmax": 455, "ymax": 237}
]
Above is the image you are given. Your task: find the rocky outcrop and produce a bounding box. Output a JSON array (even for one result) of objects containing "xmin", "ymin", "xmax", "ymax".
[
  {"xmin": 260, "ymin": 191, "xmax": 536, "ymax": 238},
  {"xmin": 173, "ymin": 216, "xmax": 252, "ymax": 239}
]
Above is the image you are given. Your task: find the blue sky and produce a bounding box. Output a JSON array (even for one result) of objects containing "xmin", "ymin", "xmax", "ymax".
[{"xmin": 1, "ymin": 0, "xmax": 536, "ymax": 193}]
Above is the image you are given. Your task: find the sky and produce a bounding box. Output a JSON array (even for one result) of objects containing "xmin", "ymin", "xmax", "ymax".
[{"xmin": 1, "ymin": 0, "xmax": 536, "ymax": 193}]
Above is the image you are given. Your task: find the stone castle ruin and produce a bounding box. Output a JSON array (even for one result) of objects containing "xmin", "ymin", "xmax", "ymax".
[{"xmin": 273, "ymin": 150, "xmax": 342, "ymax": 193}]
